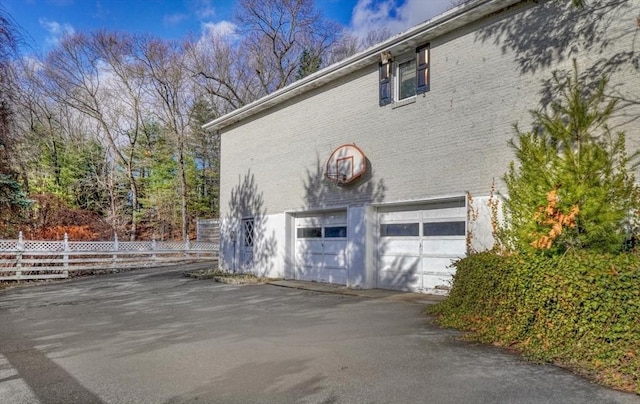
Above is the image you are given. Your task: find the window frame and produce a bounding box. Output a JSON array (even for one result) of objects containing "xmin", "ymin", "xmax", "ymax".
[
  {"xmin": 242, "ymin": 217, "xmax": 255, "ymax": 247},
  {"xmin": 296, "ymin": 227, "xmax": 323, "ymax": 239},
  {"xmin": 395, "ymin": 55, "xmax": 417, "ymax": 101},
  {"xmin": 324, "ymin": 226, "xmax": 348, "ymax": 239},
  {"xmin": 423, "ymin": 221, "xmax": 466, "ymax": 237},
  {"xmin": 378, "ymin": 43, "xmax": 430, "ymax": 107},
  {"xmin": 380, "ymin": 222, "xmax": 420, "ymax": 238}
]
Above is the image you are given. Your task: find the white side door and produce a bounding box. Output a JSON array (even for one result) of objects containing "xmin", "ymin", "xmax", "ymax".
[{"xmin": 240, "ymin": 218, "xmax": 254, "ymax": 269}]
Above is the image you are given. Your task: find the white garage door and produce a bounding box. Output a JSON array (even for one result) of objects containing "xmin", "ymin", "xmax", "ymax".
[
  {"xmin": 295, "ymin": 211, "xmax": 348, "ymax": 284},
  {"xmin": 377, "ymin": 199, "xmax": 467, "ymax": 292}
]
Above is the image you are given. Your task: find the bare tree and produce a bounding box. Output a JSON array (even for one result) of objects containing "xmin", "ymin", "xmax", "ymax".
[
  {"xmin": 236, "ymin": 0, "xmax": 339, "ymax": 93},
  {"xmin": 138, "ymin": 37, "xmax": 193, "ymax": 241},
  {"xmin": 327, "ymin": 27, "xmax": 392, "ymax": 65},
  {"xmin": 0, "ymin": 5, "xmax": 19, "ymax": 161},
  {"xmin": 0, "ymin": 5, "xmax": 31, "ymax": 235},
  {"xmin": 190, "ymin": 0, "xmax": 340, "ymax": 111},
  {"xmin": 186, "ymin": 32, "xmax": 259, "ymax": 114},
  {"xmin": 15, "ymin": 60, "xmax": 109, "ymax": 212},
  {"xmin": 42, "ymin": 31, "xmax": 149, "ymax": 239}
]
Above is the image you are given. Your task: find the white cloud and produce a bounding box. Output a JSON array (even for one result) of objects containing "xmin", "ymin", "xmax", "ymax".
[
  {"xmin": 39, "ymin": 18, "xmax": 75, "ymax": 45},
  {"xmin": 201, "ymin": 20, "xmax": 237, "ymax": 38},
  {"xmin": 195, "ymin": 20, "xmax": 239, "ymax": 51},
  {"xmin": 192, "ymin": 0, "xmax": 216, "ymax": 20},
  {"xmin": 349, "ymin": 0, "xmax": 454, "ymax": 40}
]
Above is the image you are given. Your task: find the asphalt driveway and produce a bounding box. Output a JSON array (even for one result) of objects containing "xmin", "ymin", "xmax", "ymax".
[{"xmin": 0, "ymin": 265, "xmax": 638, "ymax": 404}]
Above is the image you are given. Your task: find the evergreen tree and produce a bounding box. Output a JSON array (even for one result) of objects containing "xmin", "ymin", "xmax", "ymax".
[
  {"xmin": 295, "ymin": 49, "xmax": 322, "ymax": 81},
  {"xmin": 504, "ymin": 61, "xmax": 638, "ymax": 253},
  {"xmin": 189, "ymin": 98, "xmax": 219, "ymax": 219}
]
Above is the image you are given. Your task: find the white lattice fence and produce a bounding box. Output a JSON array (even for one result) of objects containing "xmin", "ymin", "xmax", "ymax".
[
  {"xmin": 157, "ymin": 241, "xmax": 186, "ymax": 250},
  {"xmin": 24, "ymin": 240, "xmax": 65, "ymax": 252},
  {"xmin": 68, "ymin": 241, "xmax": 114, "ymax": 251},
  {"xmin": 0, "ymin": 232, "xmax": 219, "ymax": 281},
  {"xmin": 0, "ymin": 240, "xmax": 17, "ymax": 251}
]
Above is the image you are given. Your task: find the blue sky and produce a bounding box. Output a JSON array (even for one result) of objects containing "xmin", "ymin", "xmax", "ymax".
[{"xmin": 2, "ymin": 0, "xmax": 456, "ymax": 54}]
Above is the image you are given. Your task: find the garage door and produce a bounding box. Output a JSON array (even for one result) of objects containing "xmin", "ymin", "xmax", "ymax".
[
  {"xmin": 295, "ymin": 211, "xmax": 348, "ymax": 284},
  {"xmin": 377, "ymin": 199, "xmax": 466, "ymax": 292}
]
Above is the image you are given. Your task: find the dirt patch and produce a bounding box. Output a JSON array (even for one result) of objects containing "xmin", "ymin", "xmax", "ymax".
[{"xmin": 184, "ymin": 270, "xmax": 278, "ymax": 285}]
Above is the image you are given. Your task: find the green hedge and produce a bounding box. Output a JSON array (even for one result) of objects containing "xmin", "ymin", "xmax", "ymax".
[{"xmin": 429, "ymin": 251, "xmax": 640, "ymax": 392}]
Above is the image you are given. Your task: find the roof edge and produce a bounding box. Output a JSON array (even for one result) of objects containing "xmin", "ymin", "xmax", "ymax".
[{"xmin": 203, "ymin": 0, "xmax": 523, "ymax": 132}]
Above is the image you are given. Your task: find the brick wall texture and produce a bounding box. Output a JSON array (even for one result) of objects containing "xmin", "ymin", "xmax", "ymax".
[{"xmin": 219, "ymin": 0, "xmax": 640, "ymax": 218}]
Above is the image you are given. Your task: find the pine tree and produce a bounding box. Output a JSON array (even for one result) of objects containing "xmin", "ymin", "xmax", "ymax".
[
  {"xmin": 295, "ymin": 49, "xmax": 322, "ymax": 81},
  {"xmin": 504, "ymin": 61, "xmax": 639, "ymax": 253}
]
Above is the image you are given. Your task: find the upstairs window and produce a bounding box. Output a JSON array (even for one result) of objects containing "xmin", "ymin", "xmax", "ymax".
[
  {"xmin": 398, "ymin": 58, "xmax": 417, "ymax": 100},
  {"xmin": 378, "ymin": 44, "xmax": 430, "ymax": 106}
]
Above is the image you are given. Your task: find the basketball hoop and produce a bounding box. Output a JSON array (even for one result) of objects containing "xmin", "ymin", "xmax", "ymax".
[
  {"xmin": 325, "ymin": 172, "xmax": 349, "ymax": 184},
  {"xmin": 325, "ymin": 144, "xmax": 367, "ymax": 185}
]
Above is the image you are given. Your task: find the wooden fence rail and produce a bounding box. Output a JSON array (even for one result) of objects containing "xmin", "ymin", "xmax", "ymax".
[{"xmin": 0, "ymin": 232, "xmax": 219, "ymax": 281}]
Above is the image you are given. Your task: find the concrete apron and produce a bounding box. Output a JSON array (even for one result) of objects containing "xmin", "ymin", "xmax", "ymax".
[{"xmin": 267, "ymin": 280, "xmax": 446, "ymax": 305}]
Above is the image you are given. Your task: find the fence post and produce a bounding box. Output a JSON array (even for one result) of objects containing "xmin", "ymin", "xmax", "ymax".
[
  {"xmin": 112, "ymin": 233, "xmax": 119, "ymax": 270},
  {"xmin": 63, "ymin": 233, "xmax": 69, "ymax": 278},
  {"xmin": 184, "ymin": 238, "xmax": 191, "ymax": 257},
  {"xmin": 16, "ymin": 231, "xmax": 24, "ymax": 279},
  {"xmin": 151, "ymin": 237, "xmax": 157, "ymax": 261}
]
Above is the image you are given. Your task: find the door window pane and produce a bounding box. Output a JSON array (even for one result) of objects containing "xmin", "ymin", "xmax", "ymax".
[
  {"xmin": 423, "ymin": 221, "xmax": 466, "ymax": 236},
  {"xmin": 297, "ymin": 227, "xmax": 322, "ymax": 238},
  {"xmin": 380, "ymin": 223, "xmax": 419, "ymax": 237},
  {"xmin": 324, "ymin": 226, "xmax": 347, "ymax": 238}
]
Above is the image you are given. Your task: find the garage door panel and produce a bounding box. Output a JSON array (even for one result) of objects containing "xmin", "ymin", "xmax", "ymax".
[
  {"xmin": 422, "ymin": 207, "xmax": 466, "ymax": 219},
  {"xmin": 296, "ymin": 217, "xmax": 322, "ymax": 227},
  {"xmin": 295, "ymin": 239, "xmax": 324, "ymax": 253},
  {"xmin": 323, "ymin": 212, "xmax": 347, "ymax": 225},
  {"xmin": 422, "ymin": 239, "xmax": 466, "ymax": 255},
  {"xmin": 421, "ymin": 257, "xmax": 459, "ymax": 273},
  {"xmin": 379, "ymin": 269, "xmax": 421, "ymax": 291},
  {"xmin": 422, "ymin": 274, "xmax": 453, "ymax": 290},
  {"xmin": 379, "ymin": 255, "xmax": 420, "ymax": 272},
  {"xmin": 297, "ymin": 252, "xmax": 326, "ymax": 268},
  {"xmin": 295, "ymin": 253, "xmax": 320, "ymax": 268},
  {"xmin": 422, "ymin": 267, "xmax": 457, "ymax": 278},
  {"xmin": 323, "ymin": 253, "xmax": 346, "ymax": 269},
  {"xmin": 298, "ymin": 266, "xmax": 318, "ymax": 282},
  {"xmin": 323, "ymin": 240, "xmax": 347, "ymax": 254},
  {"xmin": 378, "ymin": 210, "xmax": 421, "ymax": 222},
  {"xmin": 320, "ymin": 269, "xmax": 347, "ymax": 284},
  {"xmin": 382, "ymin": 239, "xmax": 420, "ymax": 254}
]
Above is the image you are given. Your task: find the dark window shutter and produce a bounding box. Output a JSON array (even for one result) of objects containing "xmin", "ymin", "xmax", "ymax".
[
  {"xmin": 416, "ymin": 45, "xmax": 430, "ymax": 94},
  {"xmin": 379, "ymin": 62, "xmax": 392, "ymax": 106}
]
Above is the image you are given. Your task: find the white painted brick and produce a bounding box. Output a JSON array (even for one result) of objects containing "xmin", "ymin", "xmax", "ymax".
[{"xmin": 220, "ymin": 0, "xmax": 640, "ymax": 218}]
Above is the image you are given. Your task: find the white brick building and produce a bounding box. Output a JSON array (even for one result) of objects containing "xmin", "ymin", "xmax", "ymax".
[{"xmin": 205, "ymin": 0, "xmax": 640, "ymax": 293}]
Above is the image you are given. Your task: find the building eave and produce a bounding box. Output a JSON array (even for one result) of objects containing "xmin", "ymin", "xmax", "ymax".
[{"xmin": 203, "ymin": 0, "xmax": 523, "ymax": 132}]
